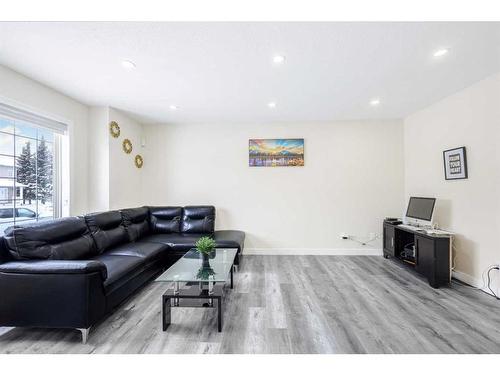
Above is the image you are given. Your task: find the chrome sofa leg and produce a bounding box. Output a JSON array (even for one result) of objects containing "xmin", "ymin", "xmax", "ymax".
[{"xmin": 78, "ymin": 328, "xmax": 90, "ymax": 344}]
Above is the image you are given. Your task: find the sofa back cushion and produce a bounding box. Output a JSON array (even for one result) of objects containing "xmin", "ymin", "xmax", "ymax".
[
  {"xmin": 149, "ymin": 206, "xmax": 182, "ymax": 234},
  {"xmin": 84, "ymin": 211, "xmax": 129, "ymax": 253},
  {"xmin": 121, "ymin": 207, "xmax": 150, "ymax": 241},
  {"xmin": 181, "ymin": 206, "xmax": 215, "ymax": 234},
  {"xmin": 3, "ymin": 217, "xmax": 96, "ymax": 260}
]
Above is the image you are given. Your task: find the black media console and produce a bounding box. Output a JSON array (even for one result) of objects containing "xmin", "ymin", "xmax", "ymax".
[{"xmin": 383, "ymin": 220, "xmax": 451, "ymax": 288}]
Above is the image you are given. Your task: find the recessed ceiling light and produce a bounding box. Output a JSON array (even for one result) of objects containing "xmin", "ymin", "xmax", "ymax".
[
  {"xmin": 273, "ymin": 55, "xmax": 286, "ymax": 64},
  {"xmin": 169, "ymin": 105, "xmax": 178, "ymax": 110},
  {"xmin": 433, "ymin": 48, "xmax": 449, "ymax": 58},
  {"xmin": 370, "ymin": 98, "xmax": 380, "ymax": 106},
  {"xmin": 121, "ymin": 60, "xmax": 136, "ymax": 70},
  {"xmin": 268, "ymin": 102, "xmax": 277, "ymax": 108}
]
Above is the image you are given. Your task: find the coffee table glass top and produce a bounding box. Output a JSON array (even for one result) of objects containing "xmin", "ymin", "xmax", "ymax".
[{"xmin": 155, "ymin": 248, "xmax": 238, "ymax": 283}]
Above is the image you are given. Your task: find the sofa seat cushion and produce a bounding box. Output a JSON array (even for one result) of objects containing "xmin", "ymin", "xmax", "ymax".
[
  {"xmin": 104, "ymin": 241, "xmax": 167, "ymax": 262},
  {"xmin": 141, "ymin": 233, "xmax": 203, "ymax": 252},
  {"xmin": 91, "ymin": 254, "xmax": 145, "ymax": 290},
  {"xmin": 213, "ymin": 230, "xmax": 245, "ymax": 253}
]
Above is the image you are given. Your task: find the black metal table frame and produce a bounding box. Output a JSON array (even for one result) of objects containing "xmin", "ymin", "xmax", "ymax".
[{"xmin": 161, "ymin": 264, "xmax": 234, "ymax": 333}]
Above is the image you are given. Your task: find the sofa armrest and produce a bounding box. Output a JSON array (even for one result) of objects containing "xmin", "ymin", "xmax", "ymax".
[
  {"xmin": 0, "ymin": 260, "xmax": 107, "ymax": 329},
  {"xmin": 213, "ymin": 230, "xmax": 245, "ymax": 252},
  {"xmin": 0, "ymin": 260, "xmax": 107, "ymax": 280}
]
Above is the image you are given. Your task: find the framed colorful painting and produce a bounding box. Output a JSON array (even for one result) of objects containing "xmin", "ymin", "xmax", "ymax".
[{"xmin": 249, "ymin": 138, "xmax": 304, "ymax": 167}]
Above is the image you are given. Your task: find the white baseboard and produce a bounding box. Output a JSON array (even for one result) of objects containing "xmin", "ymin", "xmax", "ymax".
[
  {"xmin": 452, "ymin": 269, "xmax": 500, "ymax": 298},
  {"xmin": 452, "ymin": 269, "xmax": 482, "ymax": 288},
  {"xmin": 243, "ymin": 248, "xmax": 383, "ymax": 256}
]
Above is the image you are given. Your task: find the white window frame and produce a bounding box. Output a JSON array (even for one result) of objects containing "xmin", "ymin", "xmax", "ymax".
[{"xmin": 0, "ymin": 97, "xmax": 70, "ymax": 224}]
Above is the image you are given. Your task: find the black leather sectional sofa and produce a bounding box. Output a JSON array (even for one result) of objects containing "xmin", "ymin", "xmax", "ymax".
[{"xmin": 0, "ymin": 205, "xmax": 244, "ymax": 343}]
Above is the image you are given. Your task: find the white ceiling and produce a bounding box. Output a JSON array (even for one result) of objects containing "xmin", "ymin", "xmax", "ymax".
[{"xmin": 0, "ymin": 22, "xmax": 499, "ymax": 124}]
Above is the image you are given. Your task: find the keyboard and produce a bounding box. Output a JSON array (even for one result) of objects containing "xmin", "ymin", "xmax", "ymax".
[
  {"xmin": 426, "ymin": 229, "xmax": 453, "ymax": 235},
  {"xmin": 398, "ymin": 224, "xmax": 453, "ymax": 236},
  {"xmin": 398, "ymin": 224, "xmax": 425, "ymax": 231}
]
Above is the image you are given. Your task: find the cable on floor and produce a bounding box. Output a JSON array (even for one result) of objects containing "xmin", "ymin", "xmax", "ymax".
[{"xmin": 486, "ymin": 266, "xmax": 500, "ymax": 300}]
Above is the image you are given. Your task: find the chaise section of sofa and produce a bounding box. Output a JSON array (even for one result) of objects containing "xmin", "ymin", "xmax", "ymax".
[
  {"xmin": 213, "ymin": 230, "xmax": 245, "ymax": 265},
  {"xmin": 141, "ymin": 205, "xmax": 245, "ymax": 264}
]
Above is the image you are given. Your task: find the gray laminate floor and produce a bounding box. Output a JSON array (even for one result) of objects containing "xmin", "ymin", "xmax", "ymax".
[{"xmin": 1, "ymin": 255, "xmax": 499, "ymax": 354}]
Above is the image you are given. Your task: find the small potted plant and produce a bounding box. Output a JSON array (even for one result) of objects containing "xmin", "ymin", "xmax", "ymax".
[
  {"xmin": 196, "ymin": 265, "xmax": 216, "ymax": 281},
  {"xmin": 195, "ymin": 236, "xmax": 216, "ymax": 266}
]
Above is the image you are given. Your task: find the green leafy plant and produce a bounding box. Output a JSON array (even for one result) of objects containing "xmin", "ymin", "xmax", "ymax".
[
  {"xmin": 196, "ymin": 266, "xmax": 216, "ymax": 280},
  {"xmin": 195, "ymin": 236, "xmax": 216, "ymax": 255}
]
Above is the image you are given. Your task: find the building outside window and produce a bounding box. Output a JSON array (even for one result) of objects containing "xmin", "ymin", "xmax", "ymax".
[{"xmin": 0, "ymin": 103, "xmax": 68, "ymax": 234}]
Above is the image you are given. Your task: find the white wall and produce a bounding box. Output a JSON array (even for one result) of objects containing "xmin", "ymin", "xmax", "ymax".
[
  {"xmin": 108, "ymin": 108, "xmax": 145, "ymax": 210},
  {"xmin": 87, "ymin": 106, "xmax": 146, "ymax": 212},
  {"xmin": 404, "ymin": 73, "xmax": 500, "ymax": 285},
  {"xmin": 142, "ymin": 120, "xmax": 405, "ymax": 252},
  {"xmin": 88, "ymin": 107, "xmax": 110, "ymax": 212},
  {"xmin": 0, "ymin": 65, "xmax": 89, "ymax": 215}
]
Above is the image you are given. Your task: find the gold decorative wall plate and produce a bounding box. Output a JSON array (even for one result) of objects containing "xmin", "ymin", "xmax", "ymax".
[
  {"xmin": 122, "ymin": 139, "xmax": 133, "ymax": 154},
  {"xmin": 109, "ymin": 121, "xmax": 121, "ymax": 138},
  {"xmin": 135, "ymin": 154, "xmax": 144, "ymax": 168}
]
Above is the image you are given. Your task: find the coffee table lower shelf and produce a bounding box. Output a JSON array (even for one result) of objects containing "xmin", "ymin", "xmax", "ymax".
[{"xmin": 162, "ymin": 283, "xmax": 225, "ymax": 332}]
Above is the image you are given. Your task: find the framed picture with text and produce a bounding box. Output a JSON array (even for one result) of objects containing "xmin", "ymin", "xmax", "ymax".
[{"xmin": 443, "ymin": 146, "xmax": 468, "ymax": 180}]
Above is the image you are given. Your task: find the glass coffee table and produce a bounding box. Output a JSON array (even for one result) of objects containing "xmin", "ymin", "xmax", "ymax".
[{"xmin": 155, "ymin": 248, "xmax": 238, "ymax": 332}]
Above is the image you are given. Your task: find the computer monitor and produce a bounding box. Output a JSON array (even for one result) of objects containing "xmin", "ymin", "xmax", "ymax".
[{"xmin": 405, "ymin": 197, "xmax": 436, "ymax": 227}]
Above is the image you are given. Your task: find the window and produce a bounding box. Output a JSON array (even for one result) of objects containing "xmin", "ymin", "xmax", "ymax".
[{"xmin": 0, "ymin": 102, "xmax": 68, "ymax": 234}]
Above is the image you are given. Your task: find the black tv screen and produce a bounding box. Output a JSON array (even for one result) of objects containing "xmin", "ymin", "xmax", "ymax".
[{"xmin": 406, "ymin": 197, "xmax": 436, "ymax": 221}]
